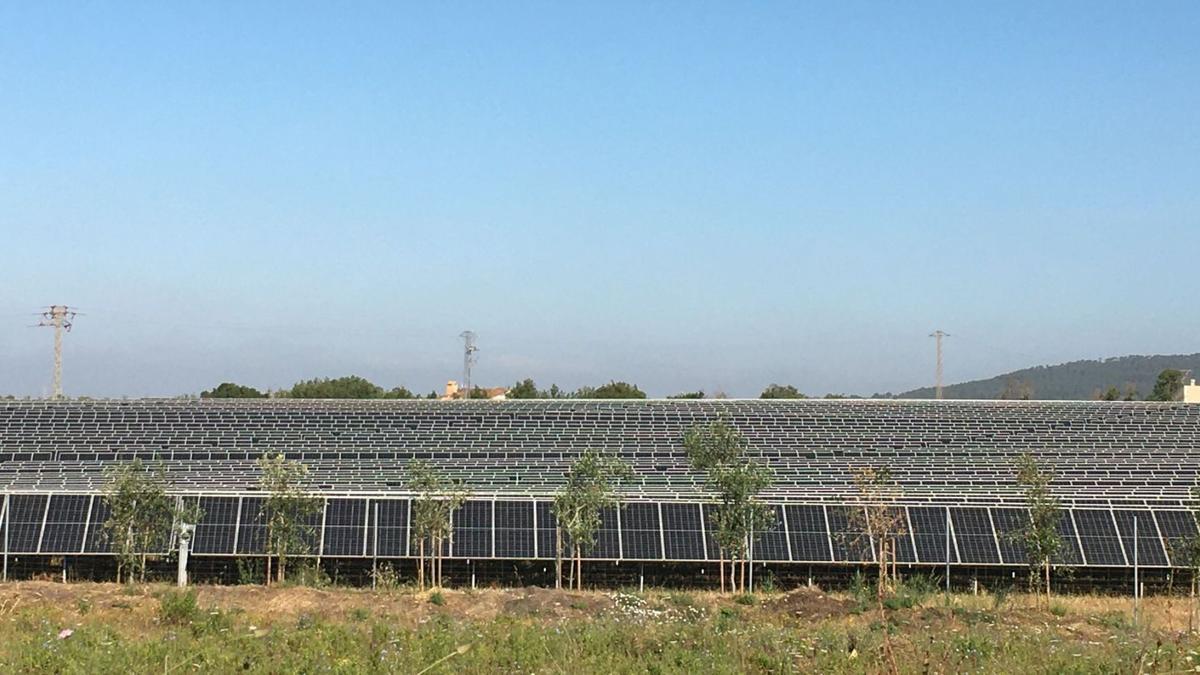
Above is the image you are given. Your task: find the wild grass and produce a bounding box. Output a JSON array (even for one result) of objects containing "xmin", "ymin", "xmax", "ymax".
[{"xmin": 0, "ymin": 581, "xmax": 1197, "ymax": 673}]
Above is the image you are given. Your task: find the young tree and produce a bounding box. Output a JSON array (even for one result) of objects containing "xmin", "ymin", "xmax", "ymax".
[
  {"xmin": 102, "ymin": 460, "xmax": 196, "ymax": 583},
  {"xmin": 1149, "ymin": 369, "xmax": 1186, "ymax": 402},
  {"xmin": 552, "ymin": 449, "xmax": 631, "ymax": 590},
  {"xmin": 759, "ymin": 384, "xmax": 807, "ymax": 399},
  {"xmin": 1015, "ymin": 452, "xmax": 1061, "ymax": 605},
  {"xmin": 848, "ymin": 466, "xmax": 906, "ymax": 675},
  {"xmin": 257, "ymin": 453, "xmax": 321, "ymax": 585},
  {"xmin": 408, "ymin": 460, "xmax": 469, "ymax": 590},
  {"xmin": 683, "ymin": 419, "xmax": 774, "ymax": 593}
]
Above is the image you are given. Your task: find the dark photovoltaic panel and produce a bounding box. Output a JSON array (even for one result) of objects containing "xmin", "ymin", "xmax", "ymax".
[
  {"xmin": 534, "ymin": 501, "xmax": 557, "ymax": 559},
  {"xmin": 323, "ymin": 498, "xmax": 366, "ymax": 557},
  {"xmin": 1112, "ymin": 510, "xmax": 1168, "ymax": 567},
  {"xmin": 661, "ymin": 503, "xmax": 705, "ymax": 561},
  {"xmin": 827, "ymin": 505, "xmax": 874, "ymax": 563},
  {"xmin": 192, "ymin": 496, "xmax": 238, "ymax": 555},
  {"xmin": 883, "ymin": 507, "xmax": 917, "ymax": 563},
  {"xmin": 1053, "ymin": 511, "xmax": 1084, "ymax": 565},
  {"xmin": 84, "ymin": 498, "xmax": 112, "ymax": 553},
  {"xmin": 620, "ymin": 502, "xmax": 662, "ymax": 560},
  {"xmin": 7, "ymin": 494, "xmax": 47, "ymax": 553},
  {"xmin": 366, "ymin": 499, "xmax": 409, "ymax": 557},
  {"xmin": 950, "ymin": 507, "xmax": 1000, "ymax": 565},
  {"xmin": 1154, "ymin": 510, "xmax": 1197, "ymax": 567},
  {"xmin": 236, "ymin": 497, "xmax": 267, "ymax": 554},
  {"xmin": 451, "ymin": 500, "xmax": 492, "ymax": 559},
  {"xmin": 990, "ymin": 507, "xmax": 1030, "ymax": 565},
  {"xmin": 41, "ymin": 494, "xmax": 90, "ymax": 554},
  {"xmin": 1073, "ymin": 510, "xmax": 1126, "ymax": 566},
  {"xmin": 583, "ymin": 507, "xmax": 620, "ymax": 559},
  {"xmin": 785, "ymin": 505, "xmax": 830, "ymax": 562},
  {"xmin": 0, "ymin": 496, "xmax": 7, "ymax": 552},
  {"xmin": 494, "ymin": 501, "xmax": 535, "ymax": 558},
  {"xmin": 909, "ymin": 507, "xmax": 957, "ymax": 564},
  {"xmin": 749, "ymin": 504, "xmax": 789, "ymax": 561},
  {"xmin": 702, "ymin": 504, "xmax": 721, "ymax": 561}
]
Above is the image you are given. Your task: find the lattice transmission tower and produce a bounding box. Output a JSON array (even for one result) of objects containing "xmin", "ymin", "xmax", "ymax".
[
  {"xmin": 929, "ymin": 330, "xmax": 949, "ymax": 400},
  {"xmin": 35, "ymin": 305, "xmax": 78, "ymax": 400},
  {"xmin": 460, "ymin": 330, "xmax": 478, "ymax": 399}
]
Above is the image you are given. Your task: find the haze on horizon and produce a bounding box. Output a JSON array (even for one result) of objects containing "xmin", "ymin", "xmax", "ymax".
[{"xmin": 2, "ymin": 3, "xmax": 1198, "ymax": 399}]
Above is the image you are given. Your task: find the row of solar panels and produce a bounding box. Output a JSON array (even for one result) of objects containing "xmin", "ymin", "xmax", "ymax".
[{"xmin": 1, "ymin": 493, "xmax": 1196, "ymax": 568}]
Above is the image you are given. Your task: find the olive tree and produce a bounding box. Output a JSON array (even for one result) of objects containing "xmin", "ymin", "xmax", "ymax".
[
  {"xmin": 258, "ymin": 453, "xmax": 321, "ymax": 585},
  {"xmin": 552, "ymin": 448, "xmax": 631, "ymax": 590},
  {"xmin": 683, "ymin": 418, "xmax": 774, "ymax": 593},
  {"xmin": 102, "ymin": 460, "xmax": 200, "ymax": 584},
  {"xmin": 1015, "ymin": 452, "xmax": 1062, "ymax": 605},
  {"xmin": 408, "ymin": 460, "xmax": 468, "ymax": 590}
]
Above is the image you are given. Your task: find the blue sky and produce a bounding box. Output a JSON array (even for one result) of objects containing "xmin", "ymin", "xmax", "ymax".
[{"xmin": 2, "ymin": 2, "xmax": 1198, "ymax": 398}]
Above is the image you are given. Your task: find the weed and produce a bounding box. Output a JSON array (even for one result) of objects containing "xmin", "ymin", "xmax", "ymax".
[
  {"xmin": 349, "ymin": 607, "xmax": 370, "ymax": 622},
  {"xmin": 372, "ymin": 562, "xmax": 402, "ymax": 591},
  {"xmin": 1088, "ymin": 611, "xmax": 1129, "ymax": 630},
  {"xmin": 75, "ymin": 597, "xmax": 92, "ymax": 615},
  {"xmin": 159, "ymin": 589, "xmax": 201, "ymax": 626},
  {"xmin": 1050, "ymin": 603, "xmax": 1068, "ymax": 617},
  {"xmin": 429, "ymin": 591, "xmax": 446, "ymax": 606},
  {"xmin": 734, "ymin": 593, "xmax": 757, "ymax": 606}
]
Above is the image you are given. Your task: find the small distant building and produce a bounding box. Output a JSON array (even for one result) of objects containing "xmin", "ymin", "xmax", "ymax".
[
  {"xmin": 1186, "ymin": 379, "xmax": 1200, "ymax": 404},
  {"xmin": 440, "ymin": 380, "xmax": 507, "ymax": 401}
]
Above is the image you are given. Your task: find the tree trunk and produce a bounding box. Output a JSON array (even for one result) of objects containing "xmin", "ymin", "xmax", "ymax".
[
  {"xmin": 555, "ymin": 526, "xmax": 563, "ymax": 589},
  {"xmin": 265, "ymin": 555, "xmax": 272, "ymax": 586},
  {"xmin": 575, "ymin": 545, "xmax": 583, "ymax": 590},
  {"xmin": 1044, "ymin": 560, "xmax": 1051, "ymax": 607},
  {"xmin": 279, "ymin": 556, "xmax": 286, "ymax": 585},
  {"xmin": 418, "ymin": 538, "xmax": 425, "ymax": 591},
  {"xmin": 719, "ymin": 550, "xmax": 726, "ymax": 593}
]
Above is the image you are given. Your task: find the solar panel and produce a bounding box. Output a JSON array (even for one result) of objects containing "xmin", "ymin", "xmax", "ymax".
[
  {"xmin": 1053, "ymin": 510, "xmax": 1084, "ymax": 565},
  {"xmin": 909, "ymin": 506, "xmax": 957, "ymax": 564},
  {"xmin": 620, "ymin": 502, "xmax": 663, "ymax": 560},
  {"xmin": 1073, "ymin": 509, "xmax": 1126, "ymax": 566},
  {"xmin": 84, "ymin": 498, "xmax": 112, "ymax": 553},
  {"xmin": 494, "ymin": 501, "xmax": 534, "ymax": 558},
  {"xmin": 451, "ymin": 500, "xmax": 492, "ymax": 559},
  {"xmin": 366, "ymin": 499, "xmax": 409, "ymax": 557},
  {"xmin": 0, "ymin": 495, "xmax": 7, "ymax": 553},
  {"xmin": 193, "ymin": 496, "xmax": 238, "ymax": 555},
  {"xmin": 6, "ymin": 494, "xmax": 47, "ymax": 553},
  {"xmin": 1154, "ymin": 510, "xmax": 1198, "ymax": 567},
  {"xmin": 1112, "ymin": 510, "xmax": 1168, "ymax": 567},
  {"xmin": 827, "ymin": 505, "xmax": 874, "ymax": 563},
  {"xmin": 236, "ymin": 497, "xmax": 267, "ymax": 555},
  {"xmin": 950, "ymin": 507, "xmax": 1000, "ymax": 565},
  {"xmin": 749, "ymin": 504, "xmax": 789, "ymax": 561},
  {"xmin": 323, "ymin": 498, "xmax": 366, "ymax": 557},
  {"xmin": 989, "ymin": 507, "xmax": 1030, "ymax": 565},
  {"xmin": 534, "ymin": 501, "xmax": 558, "ymax": 559},
  {"xmin": 661, "ymin": 503, "xmax": 705, "ymax": 560},
  {"xmin": 40, "ymin": 494, "xmax": 90, "ymax": 554},
  {"xmin": 582, "ymin": 506, "xmax": 620, "ymax": 559},
  {"xmin": 785, "ymin": 505, "xmax": 830, "ymax": 562}
]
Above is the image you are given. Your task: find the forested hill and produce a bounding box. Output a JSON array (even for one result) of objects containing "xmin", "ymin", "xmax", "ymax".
[{"xmin": 897, "ymin": 354, "xmax": 1200, "ymax": 400}]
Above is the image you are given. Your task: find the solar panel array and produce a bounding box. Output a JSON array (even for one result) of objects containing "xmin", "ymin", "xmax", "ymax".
[
  {"xmin": 3, "ymin": 398, "xmax": 1200, "ymax": 503},
  {"xmin": 2, "ymin": 398, "xmax": 1200, "ymax": 569},
  {"xmin": 2, "ymin": 493, "xmax": 1196, "ymax": 568}
]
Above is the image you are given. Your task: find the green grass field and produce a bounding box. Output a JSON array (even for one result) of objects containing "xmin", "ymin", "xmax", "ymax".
[{"xmin": 1, "ymin": 580, "xmax": 1197, "ymax": 673}]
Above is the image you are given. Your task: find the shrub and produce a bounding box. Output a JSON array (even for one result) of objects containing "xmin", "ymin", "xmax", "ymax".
[
  {"xmin": 1049, "ymin": 603, "xmax": 1068, "ymax": 617},
  {"xmin": 734, "ymin": 593, "xmax": 757, "ymax": 606},
  {"xmin": 429, "ymin": 591, "xmax": 446, "ymax": 606},
  {"xmin": 159, "ymin": 589, "xmax": 201, "ymax": 626}
]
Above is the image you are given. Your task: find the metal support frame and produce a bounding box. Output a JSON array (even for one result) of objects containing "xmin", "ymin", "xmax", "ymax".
[
  {"xmin": 779, "ymin": 504, "xmax": 794, "ymax": 562},
  {"xmin": 231, "ymin": 497, "xmax": 243, "ymax": 554},
  {"xmin": 80, "ymin": 495, "xmax": 95, "ymax": 554},
  {"xmin": 531, "ymin": 500, "xmax": 539, "ymax": 559},
  {"xmin": 491, "ymin": 499, "xmax": 497, "ymax": 559},
  {"xmin": 821, "ymin": 505, "xmax": 835, "ymax": 561},
  {"xmin": 655, "ymin": 502, "xmax": 666, "ymax": 561},
  {"xmin": 615, "ymin": 505, "xmax": 623, "ymax": 560},
  {"xmin": 985, "ymin": 506, "xmax": 1003, "ymax": 563},
  {"xmin": 1069, "ymin": 509, "xmax": 1086, "ymax": 566},
  {"xmin": 1151, "ymin": 510, "xmax": 1172, "ymax": 567},
  {"xmin": 2, "ymin": 493, "xmax": 9, "ymax": 582},
  {"xmin": 35, "ymin": 493, "xmax": 51, "ymax": 554},
  {"xmin": 1109, "ymin": 508, "xmax": 1129, "ymax": 566},
  {"xmin": 698, "ymin": 503, "xmax": 709, "ymax": 562}
]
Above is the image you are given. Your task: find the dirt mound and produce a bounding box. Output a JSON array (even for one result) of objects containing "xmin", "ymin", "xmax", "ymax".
[
  {"xmin": 765, "ymin": 587, "xmax": 854, "ymax": 620},
  {"xmin": 500, "ymin": 586, "xmax": 613, "ymax": 619}
]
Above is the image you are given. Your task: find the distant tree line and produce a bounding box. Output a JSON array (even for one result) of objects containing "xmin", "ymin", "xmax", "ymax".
[{"xmin": 198, "ymin": 368, "xmax": 1194, "ymax": 401}]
